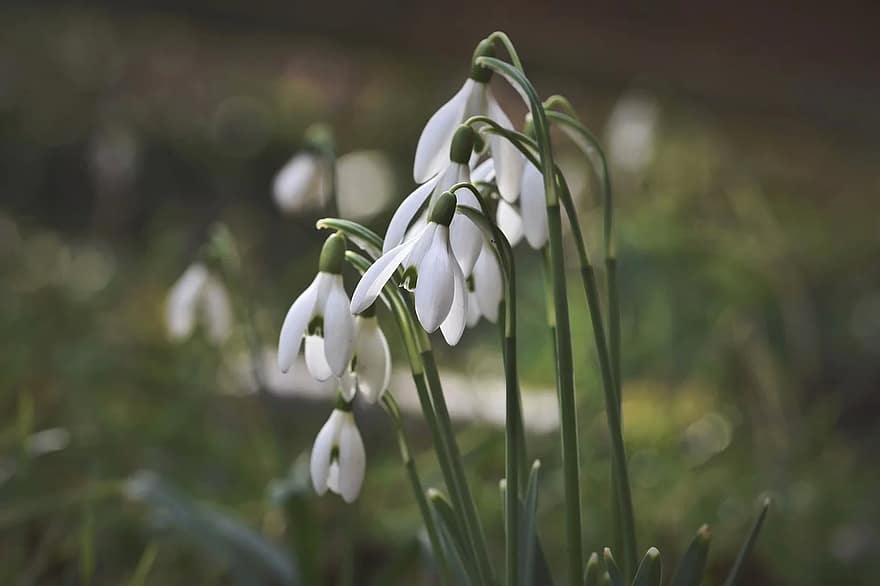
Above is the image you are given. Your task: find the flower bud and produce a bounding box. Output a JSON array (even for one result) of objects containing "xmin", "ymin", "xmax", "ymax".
[
  {"xmin": 429, "ymin": 191, "xmax": 457, "ymax": 227},
  {"xmin": 319, "ymin": 233, "xmax": 346, "ymax": 274},
  {"xmin": 470, "ymin": 38, "xmax": 495, "ymax": 83},
  {"xmin": 449, "ymin": 125, "xmax": 476, "ymax": 164}
]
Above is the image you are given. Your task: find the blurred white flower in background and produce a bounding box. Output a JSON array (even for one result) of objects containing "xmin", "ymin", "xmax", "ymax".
[
  {"xmin": 273, "ymin": 151, "xmax": 330, "ymax": 214},
  {"xmin": 605, "ymin": 92, "xmax": 660, "ymax": 174},
  {"xmin": 166, "ymin": 263, "xmax": 232, "ymax": 344},
  {"xmin": 335, "ymin": 150, "xmax": 394, "ymax": 220}
]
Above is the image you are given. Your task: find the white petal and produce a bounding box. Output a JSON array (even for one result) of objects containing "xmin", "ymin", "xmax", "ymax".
[
  {"xmin": 415, "ymin": 226, "xmax": 455, "ymax": 332},
  {"xmin": 273, "ymin": 153, "xmax": 320, "ymax": 213},
  {"xmin": 383, "ymin": 175, "xmax": 439, "ymax": 253},
  {"xmin": 354, "ymin": 317, "xmax": 391, "ymax": 403},
  {"xmin": 449, "ymin": 186, "xmax": 484, "ymax": 277},
  {"xmin": 521, "ymin": 163, "xmax": 549, "ymax": 249},
  {"xmin": 200, "ymin": 277, "xmax": 233, "ymax": 343},
  {"xmin": 166, "ymin": 264, "xmax": 209, "ymax": 340},
  {"xmin": 474, "ymin": 246, "xmax": 503, "ymax": 323},
  {"xmin": 496, "ymin": 200, "xmax": 524, "ymax": 247},
  {"xmin": 350, "ymin": 237, "xmax": 419, "ymax": 314},
  {"xmin": 322, "ymin": 276, "xmax": 355, "ymax": 377},
  {"xmin": 337, "ymin": 413, "xmax": 366, "ymax": 503},
  {"xmin": 310, "ymin": 410, "xmax": 344, "ymax": 496},
  {"xmin": 402, "ymin": 223, "xmax": 438, "ymax": 273},
  {"xmin": 440, "ymin": 255, "xmax": 467, "ymax": 345},
  {"xmin": 278, "ymin": 274, "xmax": 321, "ymax": 373},
  {"xmin": 305, "ymin": 336, "xmax": 334, "ymax": 381},
  {"xmin": 470, "ymin": 158, "xmax": 496, "ymax": 183},
  {"xmin": 338, "ymin": 368, "xmax": 357, "ymax": 401},
  {"xmin": 466, "ymin": 289, "xmax": 482, "ymax": 328},
  {"xmin": 486, "ymin": 93, "xmax": 524, "ymax": 202},
  {"xmin": 414, "ymin": 80, "xmax": 474, "ymax": 183}
]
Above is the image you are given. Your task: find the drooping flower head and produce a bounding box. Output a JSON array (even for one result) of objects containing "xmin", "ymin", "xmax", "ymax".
[
  {"xmin": 310, "ymin": 395, "xmax": 365, "ymax": 503},
  {"xmin": 166, "ymin": 262, "xmax": 232, "ymax": 344},
  {"xmin": 385, "ymin": 125, "xmax": 485, "ymax": 278},
  {"xmin": 351, "ymin": 191, "xmax": 467, "ymax": 345},
  {"xmin": 413, "ymin": 39, "xmax": 523, "ymax": 204},
  {"xmin": 278, "ymin": 233, "xmax": 355, "ymax": 381},
  {"xmin": 273, "ymin": 123, "xmax": 334, "ymax": 214},
  {"xmin": 340, "ymin": 303, "xmax": 392, "ymax": 404},
  {"xmin": 466, "ymin": 241, "xmax": 503, "ymax": 328}
]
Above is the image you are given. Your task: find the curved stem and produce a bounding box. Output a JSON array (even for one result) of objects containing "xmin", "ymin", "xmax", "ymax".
[
  {"xmin": 476, "ymin": 55, "xmax": 583, "ymax": 586},
  {"xmin": 486, "ymin": 31, "xmax": 525, "ymax": 72},
  {"xmin": 381, "ymin": 392, "xmax": 452, "ymax": 585}
]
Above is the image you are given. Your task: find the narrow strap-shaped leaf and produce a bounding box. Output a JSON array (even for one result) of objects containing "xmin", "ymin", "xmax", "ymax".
[
  {"xmin": 428, "ymin": 489, "xmax": 481, "ymax": 586},
  {"xmin": 584, "ymin": 552, "xmax": 601, "ymax": 586},
  {"xmin": 722, "ymin": 498, "xmax": 770, "ymax": 586},
  {"xmin": 603, "ymin": 548, "xmax": 624, "ymax": 586},
  {"xmin": 632, "ymin": 547, "xmax": 662, "ymax": 586},
  {"xmin": 521, "ymin": 460, "xmax": 553, "ymax": 586},
  {"xmin": 670, "ymin": 525, "xmax": 711, "ymax": 586}
]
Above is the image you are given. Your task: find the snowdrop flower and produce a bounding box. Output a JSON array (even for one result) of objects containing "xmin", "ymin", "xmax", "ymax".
[
  {"xmin": 413, "ymin": 39, "xmax": 522, "ymax": 203},
  {"xmin": 310, "ymin": 398, "xmax": 365, "ymax": 503},
  {"xmin": 466, "ymin": 242, "xmax": 503, "ymax": 328},
  {"xmin": 272, "ymin": 124, "xmax": 333, "ymax": 214},
  {"xmin": 340, "ymin": 306, "xmax": 392, "ymax": 403},
  {"xmin": 385, "ymin": 125, "xmax": 484, "ymax": 277},
  {"xmin": 278, "ymin": 233, "xmax": 355, "ymax": 380},
  {"xmin": 480, "ymin": 155, "xmax": 547, "ymax": 250},
  {"xmin": 166, "ymin": 262, "xmax": 232, "ymax": 344},
  {"xmin": 351, "ymin": 192, "xmax": 467, "ymax": 345}
]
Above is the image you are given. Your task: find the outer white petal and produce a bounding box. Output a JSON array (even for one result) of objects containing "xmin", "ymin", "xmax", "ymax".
[
  {"xmin": 200, "ymin": 277, "xmax": 233, "ymax": 343},
  {"xmin": 470, "ymin": 158, "xmax": 496, "ymax": 183},
  {"xmin": 338, "ymin": 368, "xmax": 357, "ymax": 401},
  {"xmin": 402, "ymin": 223, "xmax": 438, "ymax": 276},
  {"xmin": 166, "ymin": 264, "xmax": 209, "ymax": 340},
  {"xmin": 486, "ymin": 93, "xmax": 524, "ymax": 202},
  {"xmin": 383, "ymin": 175, "xmax": 439, "ymax": 253},
  {"xmin": 413, "ymin": 80, "xmax": 474, "ymax": 182},
  {"xmin": 496, "ymin": 200, "xmax": 524, "ymax": 247},
  {"xmin": 474, "ymin": 246, "xmax": 503, "ymax": 323},
  {"xmin": 278, "ymin": 274, "xmax": 322, "ymax": 373},
  {"xmin": 449, "ymin": 185, "xmax": 483, "ymax": 277},
  {"xmin": 310, "ymin": 410, "xmax": 344, "ymax": 496},
  {"xmin": 273, "ymin": 153, "xmax": 320, "ymax": 213},
  {"xmin": 336, "ymin": 413, "xmax": 366, "ymax": 503},
  {"xmin": 440, "ymin": 254, "xmax": 467, "ymax": 345},
  {"xmin": 305, "ymin": 336, "xmax": 334, "ymax": 381},
  {"xmin": 350, "ymin": 237, "xmax": 420, "ymax": 314},
  {"xmin": 354, "ymin": 318, "xmax": 391, "ymax": 403},
  {"xmin": 321, "ymin": 276, "xmax": 355, "ymax": 377},
  {"xmin": 520, "ymin": 163, "xmax": 549, "ymax": 249},
  {"xmin": 415, "ymin": 226, "xmax": 455, "ymax": 332}
]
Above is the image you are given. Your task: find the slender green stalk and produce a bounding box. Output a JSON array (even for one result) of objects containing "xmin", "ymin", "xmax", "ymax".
[
  {"xmin": 476, "ymin": 54, "xmax": 584, "ymax": 585},
  {"xmin": 382, "ymin": 392, "xmax": 453, "ymax": 585}
]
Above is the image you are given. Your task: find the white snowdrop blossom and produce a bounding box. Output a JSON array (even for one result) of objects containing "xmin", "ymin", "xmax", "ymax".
[
  {"xmin": 272, "ymin": 151, "xmax": 329, "ymax": 214},
  {"xmin": 516, "ymin": 161, "xmax": 550, "ymax": 249},
  {"xmin": 340, "ymin": 312, "xmax": 392, "ymax": 403},
  {"xmin": 310, "ymin": 404, "xmax": 365, "ymax": 503},
  {"xmin": 166, "ymin": 262, "xmax": 232, "ymax": 344},
  {"xmin": 466, "ymin": 242, "xmax": 503, "ymax": 328},
  {"xmin": 413, "ymin": 40, "xmax": 523, "ymax": 203},
  {"xmin": 386, "ymin": 125, "xmax": 485, "ymax": 278},
  {"xmin": 351, "ymin": 192, "xmax": 467, "ymax": 346},
  {"xmin": 278, "ymin": 234, "xmax": 355, "ymax": 381}
]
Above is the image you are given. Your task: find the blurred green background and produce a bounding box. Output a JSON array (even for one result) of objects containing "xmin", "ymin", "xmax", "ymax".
[{"xmin": 2, "ymin": 3, "xmax": 879, "ymax": 585}]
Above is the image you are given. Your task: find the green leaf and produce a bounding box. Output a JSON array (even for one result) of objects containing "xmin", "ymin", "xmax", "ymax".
[
  {"xmin": 125, "ymin": 470, "xmax": 298, "ymax": 585},
  {"xmin": 583, "ymin": 552, "xmax": 601, "ymax": 586},
  {"xmin": 670, "ymin": 525, "xmax": 711, "ymax": 586},
  {"xmin": 722, "ymin": 498, "xmax": 771, "ymax": 586},
  {"xmin": 521, "ymin": 461, "xmax": 554, "ymax": 586},
  {"xmin": 315, "ymin": 218, "xmax": 383, "ymax": 259},
  {"xmin": 603, "ymin": 548, "xmax": 624, "ymax": 586},
  {"xmin": 428, "ymin": 489, "xmax": 481, "ymax": 586},
  {"xmin": 632, "ymin": 547, "xmax": 662, "ymax": 586}
]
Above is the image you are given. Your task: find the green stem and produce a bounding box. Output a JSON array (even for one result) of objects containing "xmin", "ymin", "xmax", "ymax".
[
  {"xmin": 382, "ymin": 393, "xmax": 453, "ymax": 585},
  {"xmin": 476, "ymin": 54, "xmax": 585, "ymax": 586}
]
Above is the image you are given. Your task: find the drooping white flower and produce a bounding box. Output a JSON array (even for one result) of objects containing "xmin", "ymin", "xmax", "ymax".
[
  {"xmin": 351, "ymin": 192, "xmax": 467, "ymax": 346},
  {"xmin": 466, "ymin": 242, "xmax": 503, "ymax": 328},
  {"xmin": 340, "ymin": 311, "xmax": 392, "ymax": 403},
  {"xmin": 310, "ymin": 403, "xmax": 365, "ymax": 503},
  {"xmin": 278, "ymin": 234, "xmax": 355, "ymax": 380},
  {"xmin": 272, "ymin": 152, "xmax": 329, "ymax": 214},
  {"xmin": 517, "ymin": 161, "xmax": 550, "ymax": 249},
  {"xmin": 413, "ymin": 39, "xmax": 522, "ymax": 203},
  {"xmin": 386, "ymin": 125, "xmax": 485, "ymax": 278},
  {"xmin": 166, "ymin": 262, "xmax": 232, "ymax": 344}
]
